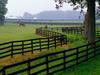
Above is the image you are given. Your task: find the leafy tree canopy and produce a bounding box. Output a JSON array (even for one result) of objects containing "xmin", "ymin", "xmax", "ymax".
[
  {"xmin": 54, "ymin": 0, "xmax": 100, "ymax": 43},
  {"xmin": 0, "ymin": 0, "xmax": 8, "ymax": 25},
  {"xmin": 55, "ymin": 0, "xmax": 100, "ymax": 12}
]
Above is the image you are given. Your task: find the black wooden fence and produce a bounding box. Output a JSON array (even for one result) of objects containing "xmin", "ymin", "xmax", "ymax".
[
  {"xmin": 0, "ymin": 40, "xmax": 100, "ymax": 75},
  {"xmin": 46, "ymin": 27, "xmax": 100, "ymax": 37},
  {"xmin": 36, "ymin": 27, "xmax": 64, "ymax": 37},
  {"xmin": 0, "ymin": 35, "xmax": 66, "ymax": 59},
  {"xmin": 62, "ymin": 27, "xmax": 83, "ymax": 34},
  {"xmin": 41, "ymin": 27, "xmax": 83, "ymax": 35},
  {"xmin": 36, "ymin": 27, "xmax": 67, "ymax": 43},
  {"xmin": 62, "ymin": 27, "xmax": 100, "ymax": 37}
]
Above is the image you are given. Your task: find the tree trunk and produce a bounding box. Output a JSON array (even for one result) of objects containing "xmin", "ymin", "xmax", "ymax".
[
  {"xmin": 83, "ymin": 10, "xmax": 89, "ymax": 39},
  {"xmin": 0, "ymin": 16, "xmax": 5, "ymax": 25},
  {"xmin": 87, "ymin": 0, "xmax": 96, "ymax": 43}
]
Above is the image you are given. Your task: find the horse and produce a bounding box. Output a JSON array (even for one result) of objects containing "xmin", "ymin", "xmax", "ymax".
[{"xmin": 19, "ymin": 22, "xmax": 25, "ymax": 27}]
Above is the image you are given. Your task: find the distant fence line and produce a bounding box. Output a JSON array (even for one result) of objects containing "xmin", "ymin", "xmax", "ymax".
[
  {"xmin": 46, "ymin": 27, "xmax": 83, "ymax": 35},
  {"xmin": 45, "ymin": 27, "xmax": 100, "ymax": 37},
  {"xmin": 36, "ymin": 27, "xmax": 67, "ymax": 41},
  {"xmin": 35, "ymin": 27, "xmax": 68, "ymax": 45},
  {"xmin": 62, "ymin": 27, "xmax": 83, "ymax": 34},
  {"xmin": 35, "ymin": 27, "xmax": 68, "ymax": 44},
  {"xmin": 62, "ymin": 27, "xmax": 100, "ymax": 38},
  {"xmin": 0, "ymin": 39, "xmax": 100, "ymax": 75}
]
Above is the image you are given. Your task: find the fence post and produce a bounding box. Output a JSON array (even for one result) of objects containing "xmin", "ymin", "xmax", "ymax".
[
  {"xmin": 44, "ymin": 30, "xmax": 46, "ymax": 36},
  {"xmin": 76, "ymin": 48, "xmax": 79, "ymax": 65},
  {"xmin": 60, "ymin": 35, "xmax": 63, "ymax": 47},
  {"xmin": 11, "ymin": 42, "xmax": 14, "ymax": 58},
  {"xmin": 55, "ymin": 32, "xmax": 56, "ymax": 37},
  {"xmin": 39, "ymin": 38, "xmax": 41, "ymax": 51},
  {"xmin": 45, "ymin": 55, "xmax": 49, "ymax": 75},
  {"xmin": 54, "ymin": 36, "xmax": 56, "ymax": 49},
  {"xmin": 62, "ymin": 35, "xmax": 67, "ymax": 44},
  {"xmin": 22, "ymin": 41, "xmax": 24, "ymax": 55},
  {"xmin": 93, "ymin": 42, "xmax": 96, "ymax": 57},
  {"xmin": 50, "ymin": 32, "xmax": 52, "ymax": 37},
  {"xmin": 47, "ymin": 31, "xmax": 49, "ymax": 37},
  {"xmin": 48, "ymin": 38, "xmax": 50, "ymax": 50},
  {"xmin": 63, "ymin": 51, "xmax": 66, "ymax": 70},
  {"xmin": 27, "ymin": 60, "xmax": 31, "ymax": 75},
  {"xmin": 31, "ymin": 39, "xmax": 33, "ymax": 53},
  {"xmin": 2, "ymin": 68, "xmax": 6, "ymax": 75},
  {"xmin": 86, "ymin": 45, "xmax": 88, "ymax": 61}
]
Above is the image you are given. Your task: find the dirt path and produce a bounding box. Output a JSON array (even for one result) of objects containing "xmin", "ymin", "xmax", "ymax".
[{"xmin": 0, "ymin": 44, "xmax": 69, "ymax": 67}]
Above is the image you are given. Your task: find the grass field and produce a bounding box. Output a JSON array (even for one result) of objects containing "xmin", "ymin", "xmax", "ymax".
[
  {"xmin": 0, "ymin": 23, "xmax": 83, "ymax": 43},
  {"xmin": 0, "ymin": 23, "xmax": 100, "ymax": 75},
  {"xmin": 0, "ymin": 23, "xmax": 44, "ymax": 43},
  {"xmin": 0, "ymin": 23, "xmax": 70, "ymax": 43}
]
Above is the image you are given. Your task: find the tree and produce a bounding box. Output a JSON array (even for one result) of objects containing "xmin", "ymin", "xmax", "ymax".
[
  {"xmin": 0, "ymin": 0, "xmax": 8, "ymax": 25},
  {"xmin": 55, "ymin": 0, "xmax": 100, "ymax": 43}
]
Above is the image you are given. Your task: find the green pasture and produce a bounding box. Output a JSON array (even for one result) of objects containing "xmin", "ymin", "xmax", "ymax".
[
  {"xmin": 0, "ymin": 23, "xmax": 83, "ymax": 43},
  {"xmin": 0, "ymin": 23, "xmax": 100, "ymax": 75},
  {"xmin": 0, "ymin": 23, "xmax": 99, "ymax": 53},
  {"xmin": 0, "ymin": 23, "xmax": 44, "ymax": 43},
  {"xmin": 0, "ymin": 23, "xmax": 70, "ymax": 43}
]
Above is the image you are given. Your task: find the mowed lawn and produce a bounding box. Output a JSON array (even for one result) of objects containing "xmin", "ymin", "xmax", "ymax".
[{"xmin": 0, "ymin": 23, "xmax": 43, "ymax": 43}]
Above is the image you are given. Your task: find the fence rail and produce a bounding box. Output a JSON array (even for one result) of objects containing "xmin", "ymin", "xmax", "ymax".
[
  {"xmin": 0, "ymin": 40, "xmax": 100, "ymax": 75},
  {"xmin": 0, "ymin": 35, "xmax": 66, "ymax": 59}
]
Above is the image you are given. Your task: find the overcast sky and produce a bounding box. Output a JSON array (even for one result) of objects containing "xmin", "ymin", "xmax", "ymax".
[{"xmin": 6, "ymin": 0, "xmax": 73, "ymax": 17}]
